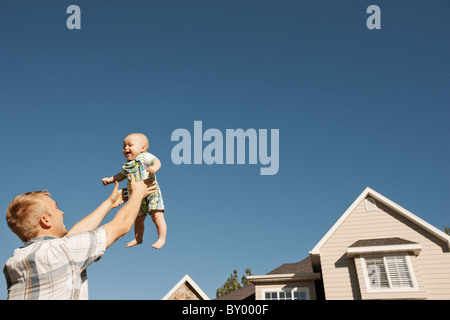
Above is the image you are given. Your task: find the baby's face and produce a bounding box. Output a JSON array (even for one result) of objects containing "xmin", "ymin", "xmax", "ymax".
[{"xmin": 123, "ymin": 135, "xmax": 146, "ymax": 161}]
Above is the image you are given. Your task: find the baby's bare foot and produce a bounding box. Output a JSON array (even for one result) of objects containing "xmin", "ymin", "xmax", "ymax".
[
  {"xmin": 152, "ymin": 239, "xmax": 165, "ymax": 249},
  {"xmin": 126, "ymin": 239, "xmax": 142, "ymax": 248}
]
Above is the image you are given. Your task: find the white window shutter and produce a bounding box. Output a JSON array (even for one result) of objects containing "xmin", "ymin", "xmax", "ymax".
[{"xmin": 385, "ymin": 256, "xmax": 413, "ymax": 288}]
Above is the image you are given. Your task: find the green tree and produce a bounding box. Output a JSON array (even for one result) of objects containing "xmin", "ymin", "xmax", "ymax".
[
  {"xmin": 445, "ymin": 227, "xmax": 449, "ymax": 235},
  {"xmin": 216, "ymin": 268, "xmax": 252, "ymax": 298}
]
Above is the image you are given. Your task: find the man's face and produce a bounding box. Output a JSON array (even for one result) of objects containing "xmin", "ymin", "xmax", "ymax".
[{"xmin": 41, "ymin": 196, "xmax": 67, "ymax": 238}]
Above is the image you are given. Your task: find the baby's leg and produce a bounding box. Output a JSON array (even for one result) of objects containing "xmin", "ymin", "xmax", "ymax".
[
  {"xmin": 126, "ymin": 215, "xmax": 146, "ymax": 248},
  {"xmin": 150, "ymin": 210, "xmax": 166, "ymax": 249}
]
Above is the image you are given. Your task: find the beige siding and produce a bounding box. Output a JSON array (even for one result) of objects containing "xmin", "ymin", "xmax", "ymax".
[{"xmin": 320, "ymin": 197, "xmax": 450, "ymax": 300}]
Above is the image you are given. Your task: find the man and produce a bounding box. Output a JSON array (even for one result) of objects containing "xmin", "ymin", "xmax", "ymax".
[{"xmin": 3, "ymin": 175, "xmax": 157, "ymax": 300}]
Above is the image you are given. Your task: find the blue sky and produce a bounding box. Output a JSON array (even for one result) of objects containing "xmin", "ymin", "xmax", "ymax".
[{"xmin": 0, "ymin": 0, "xmax": 449, "ymax": 299}]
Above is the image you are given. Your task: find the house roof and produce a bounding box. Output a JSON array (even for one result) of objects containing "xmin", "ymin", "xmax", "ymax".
[
  {"xmin": 266, "ymin": 256, "xmax": 314, "ymax": 275},
  {"xmin": 215, "ymin": 257, "xmax": 315, "ymax": 300},
  {"xmin": 162, "ymin": 274, "xmax": 210, "ymax": 300},
  {"xmin": 214, "ymin": 282, "xmax": 256, "ymax": 300},
  {"xmin": 309, "ymin": 187, "xmax": 450, "ymax": 257},
  {"xmin": 348, "ymin": 237, "xmax": 418, "ymax": 248},
  {"xmin": 346, "ymin": 237, "xmax": 423, "ymax": 257}
]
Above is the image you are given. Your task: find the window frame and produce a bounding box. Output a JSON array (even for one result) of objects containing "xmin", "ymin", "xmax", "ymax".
[
  {"xmin": 262, "ymin": 287, "xmax": 310, "ymax": 300},
  {"xmin": 360, "ymin": 254, "xmax": 419, "ymax": 293}
]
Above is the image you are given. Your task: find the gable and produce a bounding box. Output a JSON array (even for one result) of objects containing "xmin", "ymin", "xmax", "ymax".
[
  {"xmin": 162, "ymin": 274, "xmax": 210, "ymax": 300},
  {"xmin": 323, "ymin": 196, "xmax": 447, "ymax": 254},
  {"xmin": 310, "ymin": 187, "xmax": 450, "ymax": 258}
]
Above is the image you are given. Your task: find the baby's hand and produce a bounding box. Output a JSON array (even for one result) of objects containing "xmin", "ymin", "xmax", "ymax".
[
  {"xmin": 102, "ymin": 177, "xmax": 113, "ymax": 186},
  {"xmin": 146, "ymin": 167, "xmax": 157, "ymax": 174}
]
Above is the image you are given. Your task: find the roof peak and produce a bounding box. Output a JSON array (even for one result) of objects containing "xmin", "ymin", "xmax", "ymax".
[{"xmin": 310, "ymin": 187, "xmax": 450, "ymax": 256}]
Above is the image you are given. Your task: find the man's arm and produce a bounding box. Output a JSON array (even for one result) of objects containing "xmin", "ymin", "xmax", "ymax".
[
  {"xmin": 101, "ymin": 175, "xmax": 156, "ymax": 248},
  {"xmin": 66, "ymin": 182, "xmax": 127, "ymax": 236}
]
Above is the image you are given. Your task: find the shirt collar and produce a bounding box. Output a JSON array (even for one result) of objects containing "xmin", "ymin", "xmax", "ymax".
[{"xmin": 24, "ymin": 235, "xmax": 57, "ymax": 246}]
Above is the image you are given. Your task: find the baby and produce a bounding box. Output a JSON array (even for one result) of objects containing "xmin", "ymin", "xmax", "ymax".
[{"xmin": 102, "ymin": 133, "xmax": 167, "ymax": 249}]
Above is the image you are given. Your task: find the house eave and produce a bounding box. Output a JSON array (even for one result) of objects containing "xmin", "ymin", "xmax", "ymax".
[
  {"xmin": 248, "ymin": 273, "xmax": 321, "ymax": 284},
  {"xmin": 346, "ymin": 243, "xmax": 422, "ymax": 258}
]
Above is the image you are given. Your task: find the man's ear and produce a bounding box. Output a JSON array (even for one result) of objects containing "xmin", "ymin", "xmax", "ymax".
[{"xmin": 39, "ymin": 215, "xmax": 52, "ymax": 229}]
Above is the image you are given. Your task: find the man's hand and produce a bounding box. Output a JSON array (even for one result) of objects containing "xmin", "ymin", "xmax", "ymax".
[
  {"xmin": 101, "ymin": 175, "xmax": 158, "ymax": 248},
  {"xmin": 108, "ymin": 182, "xmax": 128, "ymax": 209},
  {"xmin": 128, "ymin": 174, "xmax": 158, "ymax": 199}
]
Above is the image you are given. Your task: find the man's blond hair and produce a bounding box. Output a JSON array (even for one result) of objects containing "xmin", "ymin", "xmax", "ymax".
[{"xmin": 6, "ymin": 191, "xmax": 51, "ymax": 242}]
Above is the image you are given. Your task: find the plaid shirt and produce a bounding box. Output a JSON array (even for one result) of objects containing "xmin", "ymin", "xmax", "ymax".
[{"xmin": 3, "ymin": 228, "xmax": 106, "ymax": 300}]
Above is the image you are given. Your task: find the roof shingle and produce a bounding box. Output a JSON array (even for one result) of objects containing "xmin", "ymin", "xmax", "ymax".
[{"xmin": 215, "ymin": 257, "xmax": 313, "ymax": 300}]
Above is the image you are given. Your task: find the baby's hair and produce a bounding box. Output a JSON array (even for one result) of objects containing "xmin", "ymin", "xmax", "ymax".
[{"xmin": 126, "ymin": 133, "xmax": 149, "ymax": 150}]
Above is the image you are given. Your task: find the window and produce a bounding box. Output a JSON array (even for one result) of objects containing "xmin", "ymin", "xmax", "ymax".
[
  {"xmin": 363, "ymin": 255, "xmax": 417, "ymax": 291},
  {"xmin": 365, "ymin": 198, "xmax": 378, "ymax": 211},
  {"xmin": 263, "ymin": 288, "xmax": 309, "ymax": 300}
]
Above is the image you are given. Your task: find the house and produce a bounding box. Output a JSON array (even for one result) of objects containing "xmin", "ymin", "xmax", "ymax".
[
  {"xmin": 215, "ymin": 256, "xmax": 320, "ymax": 300},
  {"xmin": 162, "ymin": 274, "xmax": 210, "ymax": 300},
  {"xmin": 217, "ymin": 187, "xmax": 450, "ymax": 300}
]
